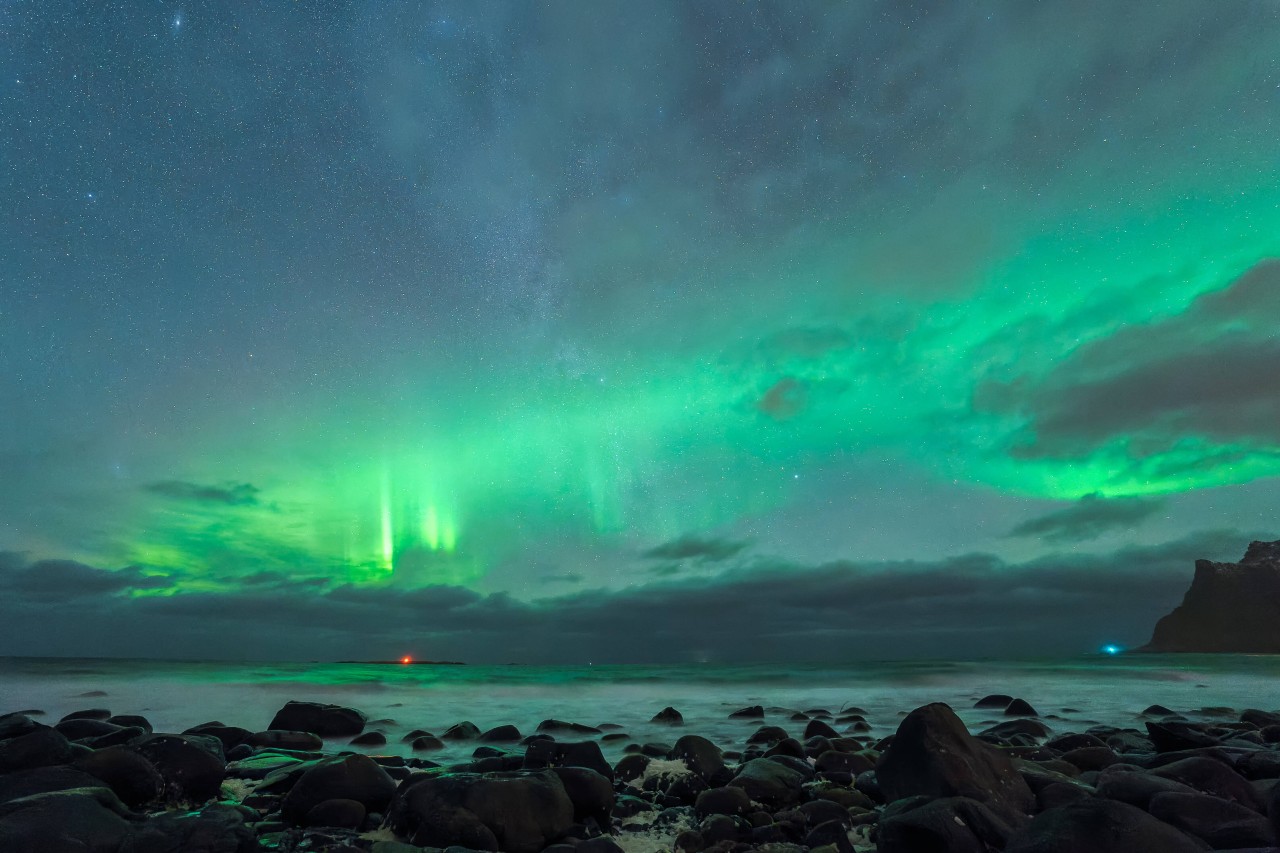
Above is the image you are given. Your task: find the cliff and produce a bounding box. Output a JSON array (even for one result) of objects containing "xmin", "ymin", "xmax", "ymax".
[{"xmin": 1142, "ymin": 540, "xmax": 1280, "ymax": 653}]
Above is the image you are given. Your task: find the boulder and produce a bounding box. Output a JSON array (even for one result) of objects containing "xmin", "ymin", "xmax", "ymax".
[
  {"xmin": 242, "ymin": 730, "xmax": 323, "ymax": 751},
  {"xmin": 1004, "ymin": 798, "xmax": 1208, "ymax": 853},
  {"xmin": 523, "ymin": 739, "xmax": 613, "ymax": 781},
  {"xmin": 0, "ymin": 765, "xmax": 103, "ymax": 804},
  {"xmin": 0, "ymin": 787, "xmax": 136, "ymax": 853},
  {"xmin": 0, "ymin": 724, "xmax": 73, "ymax": 773},
  {"xmin": 877, "ymin": 703, "xmax": 1035, "ymax": 822},
  {"xmin": 121, "ymin": 803, "xmax": 255, "ymax": 853},
  {"xmin": 132, "ymin": 735, "xmax": 226, "ymax": 805},
  {"xmin": 652, "ymin": 707, "xmax": 684, "ymax": 725},
  {"xmin": 1151, "ymin": 756, "xmax": 1263, "ymax": 810},
  {"xmin": 671, "ymin": 734, "xmax": 729, "ymax": 785},
  {"xmin": 1148, "ymin": 790, "xmax": 1274, "ymax": 849},
  {"xmin": 877, "ymin": 795, "xmax": 1015, "ymax": 853},
  {"xmin": 267, "ymin": 701, "xmax": 366, "ymax": 737},
  {"xmin": 727, "ymin": 758, "xmax": 807, "ymax": 809},
  {"xmin": 478, "ymin": 725, "xmax": 522, "ymax": 743},
  {"xmin": 387, "ymin": 769, "xmax": 574, "ymax": 853},
  {"xmin": 76, "ymin": 747, "xmax": 165, "ymax": 808},
  {"xmin": 695, "ymin": 786, "xmax": 752, "ymax": 818},
  {"xmin": 280, "ymin": 754, "xmax": 397, "ymax": 824},
  {"xmin": 551, "ymin": 766, "xmax": 614, "ymax": 823},
  {"xmin": 304, "ymin": 797, "xmax": 366, "ymax": 829}
]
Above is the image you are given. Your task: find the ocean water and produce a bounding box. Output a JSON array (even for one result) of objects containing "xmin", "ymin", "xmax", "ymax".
[{"xmin": 3, "ymin": 655, "xmax": 1279, "ymax": 764}]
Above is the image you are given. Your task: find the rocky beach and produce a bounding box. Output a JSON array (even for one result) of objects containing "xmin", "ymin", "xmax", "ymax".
[{"xmin": 5, "ymin": 687, "xmax": 1280, "ymax": 852}]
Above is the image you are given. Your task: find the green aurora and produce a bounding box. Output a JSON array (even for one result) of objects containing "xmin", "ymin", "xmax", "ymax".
[{"xmin": 3, "ymin": 1, "xmax": 1280, "ymax": 609}]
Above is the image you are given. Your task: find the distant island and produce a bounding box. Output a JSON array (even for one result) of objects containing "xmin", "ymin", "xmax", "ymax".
[
  {"xmin": 1141, "ymin": 539, "xmax": 1280, "ymax": 653},
  {"xmin": 339, "ymin": 659, "xmax": 467, "ymax": 666}
]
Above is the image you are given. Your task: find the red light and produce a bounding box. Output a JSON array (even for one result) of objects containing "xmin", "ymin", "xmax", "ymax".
[{"xmin": 401, "ymin": 655, "xmax": 412, "ymax": 664}]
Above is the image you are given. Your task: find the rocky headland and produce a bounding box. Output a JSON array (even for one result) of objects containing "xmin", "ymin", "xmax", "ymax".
[
  {"xmin": 5, "ymin": 693, "xmax": 1280, "ymax": 852},
  {"xmin": 1144, "ymin": 539, "xmax": 1280, "ymax": 653}
]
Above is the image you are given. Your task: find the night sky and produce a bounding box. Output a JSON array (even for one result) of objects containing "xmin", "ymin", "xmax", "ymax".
[{"xmin": 2, "ymin": 1, "xmax": 1279, "ymax": 662}]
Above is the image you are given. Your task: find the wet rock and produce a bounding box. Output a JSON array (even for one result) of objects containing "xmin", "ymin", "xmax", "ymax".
[
  {"xmin": 132, "ymin": 734, "xmax": 226, "ymax": 805},
  {"xmin": 442, "ymin": 722, "xmax": 482, "ymax": 740},
  {"xmin": 877, "ymin": 702, "xmax": 1035, "ymax": 822},
  {"xmin": 804, "ymin": 719, "xmax": 840, "ymax": 739},
  {"xmin": 478, "ymin": 725, "xmax": 522, "ymax": 743},
  {"xmin": 387, "ymin": 769, "xmax": 574, "ymax": 853},
  {"xmin": 0, "ymin": 724, "xmax": 73, "ymax": 773},
  {"xmin": 107, "ymin": 715, "xmax": 152, "ymax": 733},
  {"xmin": 1059, "ymin": 746, "xmax": 1119, "ymax": 772},
  {"xmin": 695, "ymin": 785, "xmax": 752, "ymax": 817},
  {"xmin": 0, "ymin": 713, "xmax": 39, "ymax": 741},
  {"xmin": 1151, "ymin": 756, "xmax": 1264, "ymax": 810},
  {"xmin": 55, "ymin": 718, "xmax": 124, "ymax": 741},
  {"xmin": 0, "ymin": 765, "xmax": 103, "ymax": 805},
  {"xmin": 1005, "ymin": 699, "xmax": 1039, "ymax": 717},
  {"xmin": 1146, "ymin": 720, "xmax": 1221, "ymax": 752},
  {"xmin": 730, "ymin": 705, "xmax": 765, "ymax": 719},
  {"xmin": 976, "ymin": 694, "xmax": 1014, "ymax": 709},
  {"xmin": 652, "ymin": 707, "xmax": 684, "ymax": 725},
  {"xmin": 60, "ymin": 708, "xmax": 112, "ymax": 722},
  {"xmin": 727, "ymin": 758, "xmax": 806, "ymax": 809},
  {"xmin": 814, "ymin": 750, "xmax": 874, "ymax": 784},
  {"xmin": 613, "ymin": 753, "xmax": 650, "ymax": 784},
  {"xmin": 281, "ymin": 754, "xmax": 397, "ymax": 825},
  {"xmin": 183, "ymin": 725, "xmax": 251, "ymax": 751},
  {"xmin": 268, "ymin": 701, "xmax": 366, "ymax": 738},
  {"xmin": 536, "ymin": 719, "xmax": 602, "ymax": 735},
  {"xmin": 305, "ymin": 797, "xmax": 366, "ymax": 829},
  {"xmin": 1143, "ymin": 704, "xmax": 1179, "ymax": 717},
  {"xmin": 122, "ymin": 803, "xmax": 255, "ymax": 853},
  {"xmin": 671, "ymin": 734, "xmax": 729, "ymax": 785},
  {"xmin": 411, "ymin": 735, "xmax": 444, "ymax": 751},
  {"xmin": 0, "ymin": 788, "xmax": 134, "ymax": 851},
  {"xmin": 76, "ymin": 746, "xmax": 165, "ymax": 808},
  {"xmin": 349, "ymin": 731, "xmax": 387, "ymax": 747},
  {"xmin": 1148, "ymin": 790, "xmax": 1274, "ymax": 848},
  {"xmin": 878, "ymin": 796, "xmax": 1014, "ymax": 853},
  {"xmin": 243, "ymin": 730, "xmax": 323, "ymax": 751},
  {"xmin": 551, "ymin": 766, "xmax": 614, "ymax": 824},
  {"xmin": 1004, "ymin": 798, "xmax": 1208, "ymax": 853},
  {"xmin": 523, "ymin": 738, "xmax": 613, "ymax": 781}
]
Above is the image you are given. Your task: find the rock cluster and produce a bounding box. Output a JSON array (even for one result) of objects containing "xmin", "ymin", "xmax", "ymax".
[{"xmin": 3, "ymin": 694, "xmax": 1280, "ymax": 852}]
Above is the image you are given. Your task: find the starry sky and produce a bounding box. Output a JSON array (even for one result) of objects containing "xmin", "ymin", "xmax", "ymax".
[{"xmin": 2, "ymin": 1, "xmax": 1279, "ymax": 662}]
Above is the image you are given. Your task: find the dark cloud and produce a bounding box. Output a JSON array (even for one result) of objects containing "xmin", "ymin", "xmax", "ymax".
[
  {"xmin": 980, "ymin": 260, "xmax": 1280, "ymax": 458},
  {"xmin": 1008, "ymin": 493, "xmax": 1166, "ymax": 542},
  {"xmin": 144, "ymin": 480, "xmax": 261, "ymax": 506},
  {"xmin": 642, "ymin": 536, "xmax": 748, "ymax": 563},
  {"xmin": 0, "ymin": 552, "xmax": 173, "ymax": 602},
  {"xmin": 0, "ymin": 529, "xmax": 1262, "ymax": 662},
  {"xmin": 756, "ymin": 378, "xmax": 807, "ymax": 421}
]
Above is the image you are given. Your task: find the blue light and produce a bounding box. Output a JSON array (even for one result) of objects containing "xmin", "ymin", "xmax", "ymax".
[{"xmin": 1101, "ymin": 644, "xmax": 1123, "ymax": 655}]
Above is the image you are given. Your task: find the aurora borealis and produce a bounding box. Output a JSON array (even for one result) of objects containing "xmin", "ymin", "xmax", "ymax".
[{"xmin": 2, "ymin": 1, "xmax": 1280, "ymax": 661}]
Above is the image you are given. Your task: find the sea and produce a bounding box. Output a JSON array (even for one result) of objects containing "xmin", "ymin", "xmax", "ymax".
[{"xmin": 4, "ymin": 655, "xmax": 1279, "ymax": 764}]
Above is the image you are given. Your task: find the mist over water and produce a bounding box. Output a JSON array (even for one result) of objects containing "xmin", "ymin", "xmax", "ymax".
[{"xmin": 6, "ymin": 655, "xmax": 1279, "ymax": 764}]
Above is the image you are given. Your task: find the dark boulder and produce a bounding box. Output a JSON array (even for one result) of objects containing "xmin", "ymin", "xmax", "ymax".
[
  {"xmin": 804, "ymin": 719, "xmax": 840, "ymax": 739},
  {"xmin": 60, "ymin": 708, "xmax": 112, "ymax": 722},
  {"xmin": 730, "ymin": 705, "xmax": 765, "ymax": 719},
  {"xmin": 387, "ymin": 769, "xmax": 574, "ymax": 853},
  {"xmin": 727, "ymin": 758, "xmax": 806, "ymax": 809},
  {"xmin": 1146, "ymin": 721, "xmax": 1221, "ymax": 752},
  {"xmin": 1005, "ymin": 699, "xmax": 1039, "ymax": 717},
  {"xmin": 0, "ymin": 787, "xmax": 136, "ymax": 853},
  {"xmin": 0, "ymin": 724, "xmax": 73, "ymax": 773},
  {"xmin": 411, "ymin": 735, "xmax": 444, "ymax": 751},
  {"xmin": 243, "ymin": 730, "xmax": 323, "ymax": 751},
  {"xmin": 183, "ymin": 725, "xmax": 251, "ymax": 751},
  {"xmin": 1149, "ymin": 790, "xmax": 1274, "ymax": 849},
  {"xmin": 267, "ymin": 701, "xmax": 366, "ymax": 737},
  {"xmin": 442, "ymin": 721, "xmax": 482, "ymax": 740},
  {"xmin": 551, "ymin": 766, "xmax": 614, "ymax": 824},
  {"xmin": 0, "ymin": 765, "xmax": 103, "ymax": 804},
  {"xmin": 671, "ymin": 734, "xmax": 729, "ymax": 785},
  {"xmin": 877, "ymin": 703, "xmax": 1035, "ymax": 822},
  {"xmin": 1151, "ymin": 756, "xmax": 1263, "ymax": 810},
  {"xmin": 280, "ymin": 754, "xmax": 397, "ymax": 824},
  {"xmin": 1094, "ymin": 766, "xmax": 1199, "ymax": 809},
  {"xmin": 695, "ymin": 786, "xmax": 752, "ymax": 818},
  {"xmin": 1004, "ymin": 798, "xmax": 1208, "ymax": 853},
  {"xmin": 523, "ymin": 738, "xmax": 613, "ymax": 781},
  {"xmin": 349, "ymin": 731, "xmax": 387, "ymax": 747},
  {"xmin": 121, "ymin": 803, "xmax": 255, "ymax": 853},
  {"xmin": 132, "ymin": 734, "xmax": 226, "ymax": 805},
  {"xmin": 55, "ymin": 718, "xmax": 124, "ymax": 741},
  {"xmin": 877, "ymin": 795, "xmax": 1015, "ymax": 853},
  {"xmin": 652, "ymin": 707, "xmax": 684, "ymax": 725},
  {"xmin": 107, "ymin": 715, "xmax": 152, "ymax": 733},
  {"xmin": 536, "ymin": 719, "xmax": 602, "ymax": 735},
  {"xmin": 76, "ymin": 746, "xmax": 165, "ymax": 808},
  {"xmin": 478, "ymin": 725, "xmax": 522, "ymax": 743},
  {"xmin": 304, "ymin": 797, "xmax": 366, "ymax": 829}
]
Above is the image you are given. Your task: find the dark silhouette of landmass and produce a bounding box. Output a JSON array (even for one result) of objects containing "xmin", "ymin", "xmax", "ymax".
[{"xmin": 1142, "ymin": 539, "xmax": 1280, "ymax": 652}]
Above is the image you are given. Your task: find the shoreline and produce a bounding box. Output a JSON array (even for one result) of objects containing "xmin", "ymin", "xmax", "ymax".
[{"xmin": 3, "ymin": 690, "xmax": 1279, "ymax": 852}]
